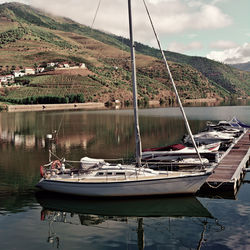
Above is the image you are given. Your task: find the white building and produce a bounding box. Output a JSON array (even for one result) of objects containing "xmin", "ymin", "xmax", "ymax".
[
  {"xmin": 63, "ymin": 63, "xmax": 70, "ymax": 68},
  {"xmin": 13, "ymin": 70, "xmax": 25, "ymax": 78},
  {"xmin": 47, "ymin": 62, "xmax": 56, "ymax": 67},
  {"xmin": 79, "ymin": 63, "xmax": 86, "ymax": 69},
  {"xmin": 24, "ymin": 68, "xmax": 35, "ymax": 75},
  {"xmin": 36, "ymin": 67, "xmax": 45, "ymax": 73},
  {"xmin": 0, "ymin": 75, "xmax": 7, "ymax": 83},
  {"xmin": 6, "ymin": 75, "xmax": 14, "ymax": 81}
]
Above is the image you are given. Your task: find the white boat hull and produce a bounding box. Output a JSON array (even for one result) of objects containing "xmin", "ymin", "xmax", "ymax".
[
  {"xmin": 142, "ymin": 142, "xmax": 220, "ymax": 161},
  {"xmin": 184, "ymin": 131, "xmax": 234, "ymax": 145},
  {"xmin": 36, "ymin": 172, "xmax": 210, "ymax": 197}
]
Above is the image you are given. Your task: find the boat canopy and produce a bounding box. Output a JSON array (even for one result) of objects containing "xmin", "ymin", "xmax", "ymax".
[
  {"xmin": 233, "ymin": 118, "xmax": 250, "ymax": 128},
  {"xmin": 143, "ymin": 144, "xmax": 186, "ymax": 152}
]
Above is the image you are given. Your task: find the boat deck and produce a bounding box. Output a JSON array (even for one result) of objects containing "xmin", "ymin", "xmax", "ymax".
[
  {"xmin": 200, "ymin": 130, "xmax": 250, "ymax": 195},
  {"xmin": 47, "ymin": 171, "xmax": 205, "ymax": 183}
]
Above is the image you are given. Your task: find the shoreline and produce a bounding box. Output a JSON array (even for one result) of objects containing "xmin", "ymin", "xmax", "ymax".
[
  {"xmin": 7, "ymin": 102, "xmax": 106, "ymax": 112},
  {"xmin": 183, "ymin": 98, "xmax": 218, "ymax": 103},
  {"xmin": 2, "ymin": 97, "xmax": 249, "ymax": 112}
]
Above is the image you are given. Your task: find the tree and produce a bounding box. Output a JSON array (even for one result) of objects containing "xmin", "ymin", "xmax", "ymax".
[
  {"xmin": 6, "ymin": 65, "xmax": 9, "ymax": 71},
  {"xmin": 77, "ymin": 94, "xmax": 85, "ymax": 103}
]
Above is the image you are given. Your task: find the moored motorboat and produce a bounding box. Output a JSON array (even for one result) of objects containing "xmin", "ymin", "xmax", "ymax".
[
  {"xmin": 183, "ymin": 131, "xmax": 235, "ymax": 145},
  {"xmin": 142, "ymin": 142, "xmax": 220, "ymax": 163},
  {"xmin": 143, "ymin": 142, "xmax": 220, "ymax": 156},
  {"xmin": 206, "ymin": 121, "xmax": 242, "ymax": 135},
  {"xmin": 230, "ymin": 117, "xmax": 250, "ymax": 129},
  {"xmin": 207, "ymin": 117, "xmax": 250, "ymax": 131}
]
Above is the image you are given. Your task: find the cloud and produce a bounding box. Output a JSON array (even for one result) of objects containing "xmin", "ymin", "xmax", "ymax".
[
  {"xmin": 134, "ymin": 2, "xmax": 232, "ymax": 40},
  {"xmin": 167, "ymin": 41, "xmax": 203, "ymax": 53},
  {"xmin": 192, "ymin": 4, "xmax": 232, "ymax": 29},
  {"xmin": 187, "ymin": 34, "xmax": 198, "ymax": 39},
  {"xmin": 211, "ymin": 0, "xmax": 227, "ymax": 5},
  {"xmin": 0, "ymin": 0, "xmax": 232, "ymax": 45},
  {"xmin": 207, "ymin": 43, "xmax": 250, "ymax": 64},
  {"xmin": 210, "ymin": 40, "xmax": 238, "ymax": 50}
]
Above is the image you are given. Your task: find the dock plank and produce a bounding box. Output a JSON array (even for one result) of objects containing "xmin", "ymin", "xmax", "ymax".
[
  {"xmin": 201, "ymin": 130, "xmax": 250, "ymax": 194},
  {"xmin": 208, "ymin": 131, "xmax": 249, "ymax": 182}
]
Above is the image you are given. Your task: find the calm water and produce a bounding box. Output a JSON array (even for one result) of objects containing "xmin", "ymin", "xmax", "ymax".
[{"xmin": 0, "ymin": 106, "xmax": 249, "ymax": 250}]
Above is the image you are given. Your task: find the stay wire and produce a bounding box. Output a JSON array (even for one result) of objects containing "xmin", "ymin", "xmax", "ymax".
[
  {"xmin": 55, "ymin": 110, "xmax": 65, "ymax": 139},
  {"xmin": 142, "ymin": 0, "xmax": 204, "ymax": 166},
  {"xmin": 91, "ymin": 0, "xmax": 102, "ymax": 29}
]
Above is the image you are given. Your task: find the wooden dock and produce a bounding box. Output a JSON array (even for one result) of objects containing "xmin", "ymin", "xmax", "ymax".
[{"xmin": 200, "ymin": 130, "xmax": 250, "ymax": 195}]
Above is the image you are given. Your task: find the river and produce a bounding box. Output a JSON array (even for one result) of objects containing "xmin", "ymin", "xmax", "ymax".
[{"xmin": 0, "ymin": 105, "xmax": 249, "ymax": 249}]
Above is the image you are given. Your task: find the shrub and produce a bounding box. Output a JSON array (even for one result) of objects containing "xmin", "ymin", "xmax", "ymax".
[
  {"xmin": 0, "ymin": 93, "xmax": 85, "ymax": 104},
  {"xmin": 124, "ymin": 100, "xmax": 131, "ymax": 106}
]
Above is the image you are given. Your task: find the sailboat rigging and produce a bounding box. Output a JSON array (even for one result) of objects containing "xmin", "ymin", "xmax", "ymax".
[
  {"xmin": 142, "ymin": 0, "xmax": 204, "ymax": 166},
  {"xmin": 36, "ymin": 0, "xmax": 213, "ymax": 197}
]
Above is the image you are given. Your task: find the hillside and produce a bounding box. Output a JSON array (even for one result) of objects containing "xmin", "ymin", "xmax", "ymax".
[
  {"xmin": 230, "ymin": 62, "xmax": 250, "ymax": 72},
  {"xmin": 0, "ymin": 2, "xmax": 249, "ymax": 106},
  {"xmin": 116, "ymin": 38, "xmax": 250, "ymax": 97}
]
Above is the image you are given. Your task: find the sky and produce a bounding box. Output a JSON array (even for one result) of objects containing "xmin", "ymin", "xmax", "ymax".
[{"xmin": 0, "ymin": 0, "xmax": 249, "ymax": 64}]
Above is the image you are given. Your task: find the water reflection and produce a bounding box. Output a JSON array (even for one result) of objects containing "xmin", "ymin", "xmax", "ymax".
[
  {"xmin": 0, "ymin": 189, "xmax": 37, "ymax": 215},
  {"xmin": 0, "ymin": 107, "xmax": 249, "ymax": 249},
  {"xmin": 36, "ymin": 192, "xmax": 224, "ymax": 249},
  {"xmin": 0, "ymin": 110, "xmax": 207, "ymax": 159}
]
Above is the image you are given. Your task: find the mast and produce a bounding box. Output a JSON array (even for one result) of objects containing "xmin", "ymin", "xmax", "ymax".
[{"xmin": 128, "ymin": 0, "xmax": 142, "ymax": 166}]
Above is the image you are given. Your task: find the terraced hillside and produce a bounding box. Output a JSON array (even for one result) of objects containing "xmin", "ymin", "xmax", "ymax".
[{"xmin": 0, "ymin": 2, "xmax": 249, "ymax": 105}]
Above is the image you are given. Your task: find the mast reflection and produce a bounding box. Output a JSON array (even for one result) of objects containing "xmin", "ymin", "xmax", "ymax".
[{"xmin": 36, "ymin": 192, "xmax": 223, "ymax": 249}]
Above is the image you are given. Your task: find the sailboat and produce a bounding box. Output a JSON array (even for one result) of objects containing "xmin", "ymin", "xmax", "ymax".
[{"xmin": 36, "ymin": 0, "xmax": 212, "ymax": 197}]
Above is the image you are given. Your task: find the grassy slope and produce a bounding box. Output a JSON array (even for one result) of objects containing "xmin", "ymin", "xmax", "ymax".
[
  {"xmin": 0, "ymin": 2, "xmax": 249, "ymax": 105},
  {"xmin": 116, "ymin": 38, "xmax": 250, "ymax": 96}
]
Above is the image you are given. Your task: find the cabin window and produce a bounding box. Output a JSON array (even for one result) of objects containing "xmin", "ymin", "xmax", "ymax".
[
  {"xmin": 97, "ymin": 172, "xmax": 104, "ymax": 176},
  {"xmin": 116, "ymin": 172, "xmax": 125, "ymax": 175},
  {"xmin": 107, "ymin": 172, "xmax": 113, "ymax": 176}
]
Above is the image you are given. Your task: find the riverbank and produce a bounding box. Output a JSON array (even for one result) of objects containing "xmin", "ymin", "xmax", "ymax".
[
  {"xmin": 5, "ymin": 99, "xmax": 216, "ymax": 112},
  {"xmin": 183, "ymin": 98, "xmax": 218, "ymax": 103},
  {"xmin": 3, "ymin": 97, "xmax": 248, "ymax": 112},
  {"xmin": 7, "ymin": 102, "xmax": 106, "ymax": 112}
]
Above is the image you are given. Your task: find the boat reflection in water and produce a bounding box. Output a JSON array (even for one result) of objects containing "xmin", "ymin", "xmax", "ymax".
[{"xmin": 36, "ymin": 192, "xmax": 224, "ymax": 249}]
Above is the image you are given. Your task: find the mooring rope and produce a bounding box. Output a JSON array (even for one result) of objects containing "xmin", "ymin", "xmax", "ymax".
[{"xmin": 205, "ymin": 181, "xmax": 224, "ymax": 189}]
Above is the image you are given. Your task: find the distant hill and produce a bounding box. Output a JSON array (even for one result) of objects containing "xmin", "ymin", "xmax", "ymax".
[
  {"xmin": 116, "ymin": 38, "xmax": 250, "ymax": 96},
  {"xmin": 0, "ymin": 2, "xmax": 249, "ymax": 105},
  {"xmin": 230, "ymin": 62, "xmax": 250, "ymax": 72}
]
